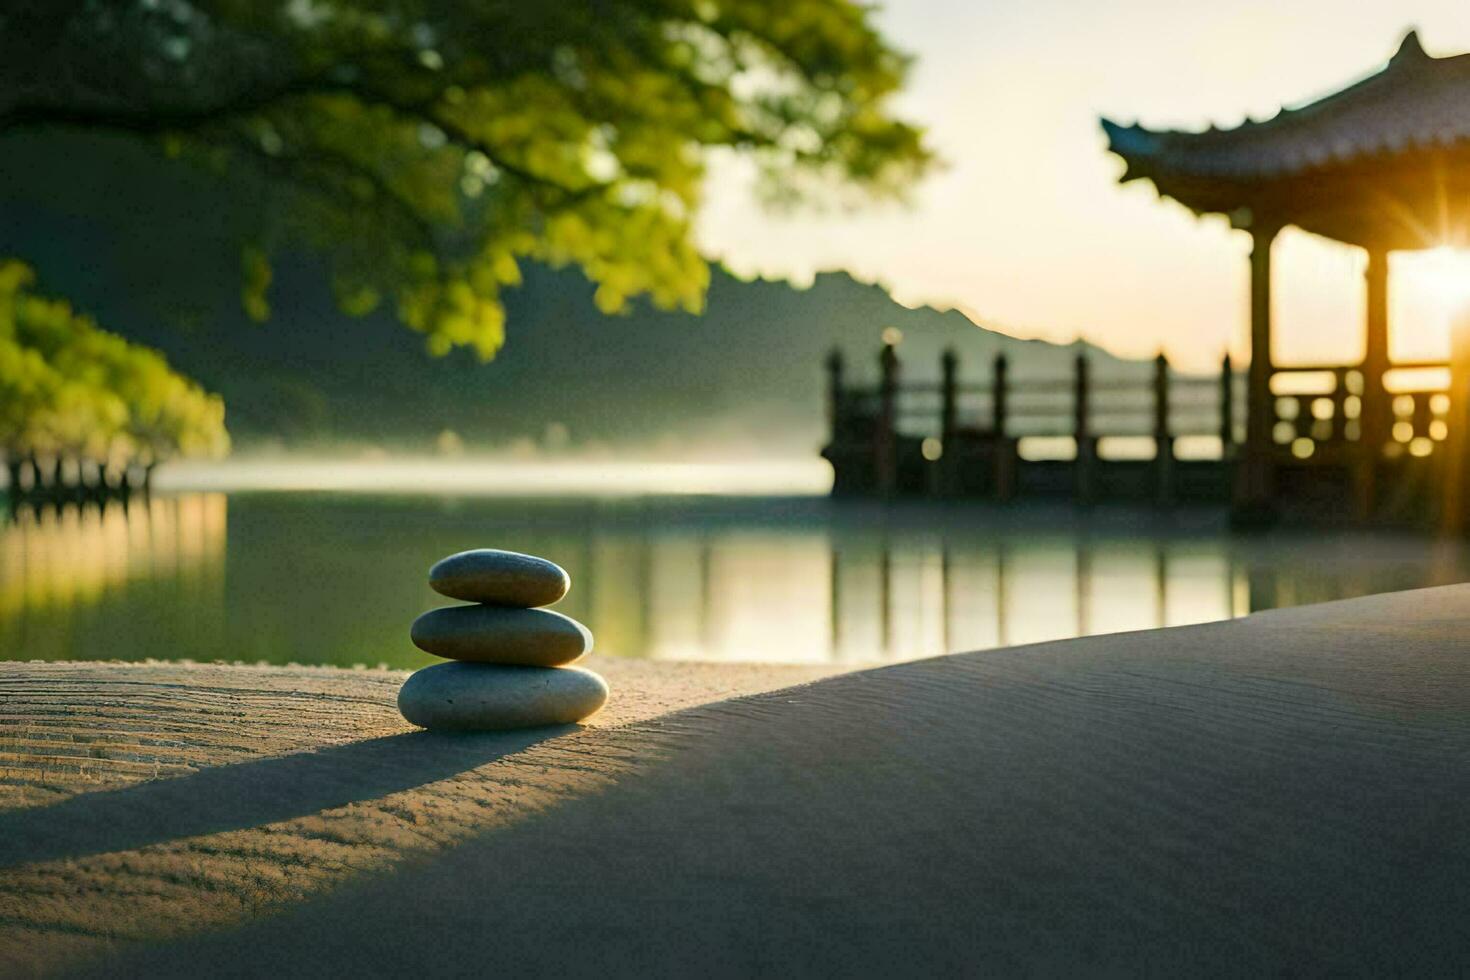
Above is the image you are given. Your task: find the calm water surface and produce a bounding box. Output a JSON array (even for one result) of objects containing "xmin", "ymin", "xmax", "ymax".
[{"xmin": 3, "ymin": 492, "xmax": 1469, "ymax": 668}]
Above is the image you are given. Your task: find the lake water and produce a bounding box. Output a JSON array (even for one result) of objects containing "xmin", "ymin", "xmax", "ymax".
[{"xmin": 4, "ymin": 490, "xmax": 1469, "ymax": 668}]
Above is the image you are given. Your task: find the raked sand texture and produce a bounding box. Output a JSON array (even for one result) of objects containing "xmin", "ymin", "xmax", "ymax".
[
  {"xmin": 9, "ymin": 584, "xmax": 1470, "ymax": 975},
  {"xmin": 0, "ymin": 656, "xmax": 842, "ymax": 976}
]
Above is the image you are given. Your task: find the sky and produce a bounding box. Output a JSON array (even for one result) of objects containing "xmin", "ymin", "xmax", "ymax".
[{"xmin": 696, "ymin": 0, "xmax": 1470, "ymax": 371}]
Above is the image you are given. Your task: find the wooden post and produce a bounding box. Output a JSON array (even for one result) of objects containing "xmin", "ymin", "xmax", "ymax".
[
  {"xmin": 1442, "ymin": 309, "xmax": 1470, "ymax": 534},
  {"xmin": 876, "ymin": 343, "xmax": 899, "ymax": 498},
  {"xmin": 1240, "ymin": 225, "xmax": 1279, "ymax": 518},
  {"xmin": 824, "ymin": 347, "xmax": 845, "ymax": 441},
  {"xmin": 992, "ymin": 353, "xmax": 1009, "ymax": 435},
  {"xmin": 1219, "ymin": 353, "xmax": 1234, "ymax": 454},
  {"xmin": 937, "ymin": 347, "xmax": 959, "ymax": 498},
  {"xmin": 940, "ymin": 347, "xmax": 958, "ymax": 444},
  {"xmin": 1330, "ymin": 368, "xmax": 1348, "ymax": 443},
  {"xmin": 1074, "ymin": 351, "xmax": 1093, "ymax": 503},
  {"xmin": 1357, "ymin": 247, "xmax": 1390, "ymax": 521},
  {"xmin": 1154, "ymin": 352, "xmax": 1173, "ymax": 505},
  {"xmin": 992, "ymin": 352, "xmax": 1013, "ymax": 501}
]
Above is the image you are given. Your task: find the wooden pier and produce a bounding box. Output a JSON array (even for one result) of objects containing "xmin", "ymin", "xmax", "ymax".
[
  {"xmin": 821, "ymin": 343, "xmax": 1464, "ymax": 526},
  {"xmin": 4, "ymin": 456, "xmax": 155, "ymax": 513}
]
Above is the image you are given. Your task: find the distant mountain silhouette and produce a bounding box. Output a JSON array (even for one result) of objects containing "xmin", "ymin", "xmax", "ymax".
[{"xmin": 0, "ymin": 132, "xmax": 1142, "ymax": 456}]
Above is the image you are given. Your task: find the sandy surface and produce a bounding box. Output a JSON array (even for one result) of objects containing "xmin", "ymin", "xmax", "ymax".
[
  {"xmin": 7, "ymin": 585, "xmax": 1470, "ymax": 976},
  {"xmin": 0, "ymin": 656, "xmax": 842, "ymax": 975}
]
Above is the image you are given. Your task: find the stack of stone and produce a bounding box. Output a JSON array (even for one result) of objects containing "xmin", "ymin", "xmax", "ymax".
[{"xmin": 397, "ymin": 549, "xmax": 608, "ymax": 731}]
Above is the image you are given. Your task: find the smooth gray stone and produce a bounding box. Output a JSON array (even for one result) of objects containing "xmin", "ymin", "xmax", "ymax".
[
  {"xmin": 410, "ymin": 605, "xmax": 592, "ymax": 666},
  {"xmin": 397, "ymin": 662, "xmax": 609, "ymax": 731},
  {"xmin": 429, "ymin": 549, "xmax": 570, "ymax": 607}
]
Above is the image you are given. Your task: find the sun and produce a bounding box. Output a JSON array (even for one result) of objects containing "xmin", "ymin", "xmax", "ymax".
[
  {"xmin": 1386, "ymin": 246, "xmax": 1470, "ymax": 362},
  {"xmin": 1413, "ymin": 247, "xmax": 1470, "ymax": 313}
]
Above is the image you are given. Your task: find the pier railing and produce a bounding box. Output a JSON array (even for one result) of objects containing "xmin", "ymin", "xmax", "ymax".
[
  {"xmin": 822, "ymin": 341, "xmax": 1470, "ymax": 527},
  {"xmin": 823, "ymin": 344, "xmax": 1242, "ymax": 502},
  {"xmin": 831, "ymin": 350, "xmax": 1237, "ymax": 441}
]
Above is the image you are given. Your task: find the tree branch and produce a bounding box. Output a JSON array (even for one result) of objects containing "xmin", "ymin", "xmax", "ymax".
[
  {"xmin": 200, "ymin": 126, "xmax": 442, "ymax": 252},
  {"xmin": 0, "ymin": 73, "xmax": 615, "ymax": 210}
]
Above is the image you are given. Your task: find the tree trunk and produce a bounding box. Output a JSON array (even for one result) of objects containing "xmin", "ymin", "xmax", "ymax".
[{"xmin": 82, "ymin": 458, "xmax": 101, "ymax": 499}]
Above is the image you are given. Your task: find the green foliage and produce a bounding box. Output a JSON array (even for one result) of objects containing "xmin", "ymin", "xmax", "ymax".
[
  {"xmin": 241, "ymin": 245, "xmax": 274, "ymax": 322},
  {"xmin": 0, "ymin": 1, "xmax": 933, "ymax": 359},
  {"xmin": 0, "ymin": 261, "xmax": 229, "ymax": 464}
]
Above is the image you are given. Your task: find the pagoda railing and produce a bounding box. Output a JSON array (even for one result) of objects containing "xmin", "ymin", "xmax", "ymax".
[{"xmin": 1267, "ymin": 361, "xmax": 1450, "ymax": 461}]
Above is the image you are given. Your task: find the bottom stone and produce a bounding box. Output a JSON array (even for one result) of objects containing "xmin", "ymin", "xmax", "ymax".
[{"xmin": 398, "ymin": 661, "xmax": 609, "ymax": 731}]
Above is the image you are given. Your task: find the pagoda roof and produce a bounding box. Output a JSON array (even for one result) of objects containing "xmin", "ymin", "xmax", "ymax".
[{"xmin": 1102, "ymin": 31, "xmax": 1470, "ymax": 249}]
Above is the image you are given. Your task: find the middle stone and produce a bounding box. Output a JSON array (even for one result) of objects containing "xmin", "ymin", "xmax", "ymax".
[{"xmin": 410, "ymin": 606, "xmax": 593, "ymax": 667}]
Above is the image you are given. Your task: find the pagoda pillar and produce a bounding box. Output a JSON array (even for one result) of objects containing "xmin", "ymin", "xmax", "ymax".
[
  {"xmin": 1240, "ymin": 224, "xmax": 1279, "ymax": 514},
  {"xmin": 1356, "ymin": 247, "xmax": 1390, "ymax": 519},
  {"xmin": 1442, "ymin": 308, "xmax": 1470, "ymax": 534}
]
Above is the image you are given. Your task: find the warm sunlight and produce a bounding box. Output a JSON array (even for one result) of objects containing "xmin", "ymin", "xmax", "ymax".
[
  {"xmin": 1391, "ymin": 247, "xmax": 1470, "ymax": 361},
  {"xmin": 1413, "ymin": 247, "xmax": 1470, "ymax": 311},
  {"xmin": 11, "ymin": 5, "xmax": 1470, "ymax": 975},
  {"xmin": 701, "ymin": 7, "xmax": 1470, "ymax": 370}
]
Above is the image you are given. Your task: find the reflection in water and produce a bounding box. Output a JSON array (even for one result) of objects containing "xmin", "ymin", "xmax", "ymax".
[
  {"xmin": 0, "ymin": 495, "xmax": 226, "ymax": 621},
  {"xmin": 2, "ymin": 494, "xmax": 1469, "ymax": 667}
]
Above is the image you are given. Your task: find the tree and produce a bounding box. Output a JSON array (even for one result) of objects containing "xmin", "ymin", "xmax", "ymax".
[
  {"xmin": 0, "ymin": 1, "xmax": 933, "ymax": 358},
  {"xmin": 0, "ymin": 338, "xmax": 61, "ymax": 488},
  {"xmin": 0, "ymin": 260, "xmax": 229, "ymax": 487}
]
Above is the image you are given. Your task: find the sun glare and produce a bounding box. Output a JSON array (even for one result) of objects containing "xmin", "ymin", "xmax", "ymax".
[
  {"xmin": 1414, "ymin": 247, "xmax": 1470, "ymax": 311},
  {"xmin": 1388, "ymin": 247, "xmax": 1470, "ymax": 362}
]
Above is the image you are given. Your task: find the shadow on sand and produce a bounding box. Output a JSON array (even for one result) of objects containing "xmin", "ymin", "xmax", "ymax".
[{"xmin": 0, "ymin": 726, "xmax": 571, "ymax": 869}]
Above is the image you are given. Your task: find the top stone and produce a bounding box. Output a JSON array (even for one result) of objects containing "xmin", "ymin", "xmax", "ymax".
[{"xmin": 428, "ymin": 549, "xmax": 570, "ymax": 607}]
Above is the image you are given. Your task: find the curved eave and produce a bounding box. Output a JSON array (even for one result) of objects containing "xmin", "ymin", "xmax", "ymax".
[
  {"xmin": 1102, "ymin": 120, "xmax": 1470, "ymax": 250},
  {"xmin": 1099, "ymin": 118, "xmax": 1158, "ymax": 184},
  {"xmin": 1100, "ymin": 117, "xmax": 1256, "ymax": 216},
  {"xmin": 1098, "ymin": 30, "xmax": 1470, "ymax": 225}
]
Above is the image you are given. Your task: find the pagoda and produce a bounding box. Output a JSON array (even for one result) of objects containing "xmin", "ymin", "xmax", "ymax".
[{"xmin": 1103, "ymin": 30, "xmax": 1470, "ymax": 520}]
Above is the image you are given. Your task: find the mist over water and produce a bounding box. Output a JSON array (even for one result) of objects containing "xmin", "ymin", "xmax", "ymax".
[
  {"xmin": 5, "ymin": 480, "xmax": 1468, "ymax": 668},
  {"xmin": 155, "ymin": 457, "xmax": 837, "ymax": 497}
]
